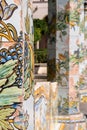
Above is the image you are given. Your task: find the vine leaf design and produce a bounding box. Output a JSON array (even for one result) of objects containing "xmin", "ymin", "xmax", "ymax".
[{"xmin": 0, "ymin": 108, "xmax": 15, "ymax": 130}]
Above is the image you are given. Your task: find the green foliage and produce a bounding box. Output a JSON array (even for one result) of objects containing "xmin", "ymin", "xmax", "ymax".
[
  {"xmin": 34, "ymin": 49, "xmax": 47, "ymax": 63},
  {"xmin": 34, "ymin": 18, "xmax": 48, "ymax": 43},
  {"xmin": 34, "ymin": 27, "xmax": 41, "ymax": 43}
]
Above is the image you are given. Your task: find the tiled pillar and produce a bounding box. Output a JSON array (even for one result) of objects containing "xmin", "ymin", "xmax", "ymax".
[
  {"xmin": 0, "ymin": 0, "xmax": 34, "ymax": 130},
  {"xmin": 48, "ymin": 0, "xmax": 86, "ymax": 129}
]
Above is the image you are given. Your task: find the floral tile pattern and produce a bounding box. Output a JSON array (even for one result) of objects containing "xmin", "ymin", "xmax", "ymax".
[
  {"xmin": 48, "ymin": 0, "xmax": 86, "ymax": 118},
  {"xmin": 0, "ymin": 0, "xmax": 34, "ymax": 130},
  {"xmin": 34, "ymin": 82, "xmax": 58, "ymax": 130}
]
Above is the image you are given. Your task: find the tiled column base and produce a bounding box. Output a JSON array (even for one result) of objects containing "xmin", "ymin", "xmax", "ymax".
[{"xmin": 51, "ymin": 113, "xmax": 87, "ymax": 130}]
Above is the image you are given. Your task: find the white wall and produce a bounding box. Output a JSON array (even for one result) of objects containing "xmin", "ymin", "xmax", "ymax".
[{"xmin": 33, "ymin": 1, "xmax": 48, "ymax": 19}]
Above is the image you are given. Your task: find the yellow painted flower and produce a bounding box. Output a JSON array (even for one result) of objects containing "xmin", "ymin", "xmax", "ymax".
[
  {"xmin": 69, "ymin": 21, "xmax": 76, "ymax": 27},
  {"xmin": 59, "ymin": 54, "xmax": 66, "ymax": 61},
  {"xmin": 69, "ymin": 101, "xmax": 77, "ymax": 108}
]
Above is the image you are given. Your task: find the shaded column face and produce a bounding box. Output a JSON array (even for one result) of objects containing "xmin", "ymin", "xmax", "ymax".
[
  {"xmin": 55, "ymin": 0, "xmax": 83, "ymax": 115},
  {"xmin": 47, "ymin": 0, "xmax": 56, "ymax": 81},
  {"xmin": 56, "ymin": 1, "xmax": 69, "ymax": 115},
  {"xmin": 0, "ymin": 0, "xmax": 34, "ymax": 130},
  {"xmin": 79, "ymin": 2, "xmax": 87, "ymax": 104}
]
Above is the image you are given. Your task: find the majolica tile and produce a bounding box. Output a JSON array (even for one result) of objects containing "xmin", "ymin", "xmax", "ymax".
[
  {"xmin": 0, "ymin": 0, "xmax": 34, "ymax": 130},
  {"xmin": 0, "ymin": 0, "xmax": 22, "ymax": 42},
  {"xmin": 34, "ymin": 82, "xmax": 50, "ymax": 130},
  {"xmin": 54, "ymin": 1, "xmax": 86, "ymax": 129},
  {"xmin": 0, "ymin": 0, "xmax": 34, "ymax": 42},
  {"xmin": 48, "ymin": 0, "xmax": 86, "ymax": 125}
]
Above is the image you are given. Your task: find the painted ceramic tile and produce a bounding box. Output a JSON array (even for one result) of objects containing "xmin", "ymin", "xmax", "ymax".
[
  {"xmin": 49, "ymin": 82, "xmax": 58, "ymax": 130},
  {"xmin": 0, "ymin": 41, "xmax": 24, "ymax": 129},
  {"xmin": 22, "ymin": 1, "xmax": 34, "ymax": 129},
  {"xmin": 23, "ymin": 40, "xmax": 34, "ymax": 130},
  {"xmin": 54, "ymin": 122, "xmax": 86, "ymax": 130},
  {"xmin": 0, "ymin": 0, "xmax": 34, "ymax": 130},
  {"xmin": 34, "ymin": 82, "xmax": 51, "ymax": 130},
  {"xmin": 50, "ymin": 82, "xmax": 58, "ymax": 117},
  {"xmin": 22, "ymin": 0, "xmax": 34, "ymax": 43},
  {"xmin": 56, "ymin": 0, "xmax": 84, "ymax": 115},
  {"xmin": 58, "ymin": 88, "xmax": 69, "ymax": 115},
  {"xmin": 54, "ymin": 113, "xmax": 86, "ymax": 130},
  {"xmin": 0, "ymin": 0, "xmax": 34, "ymax": 42},
  {"xmin": 34, "ymin": 82, "xmax": 59, "ymax": 130},
  {"xmin": 0, "ymin": 0, "xmax": 22, "ymax": 41}
]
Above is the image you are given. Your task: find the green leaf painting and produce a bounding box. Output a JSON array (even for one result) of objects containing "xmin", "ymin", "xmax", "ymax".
[
  {"xmin": 0, "ymin": 87, "xmax": 22, "ymax": 106},
  {"xmin": 0, "ymin": 108, "xmax": 15, "ymax": 130},
  {"xmin": 0, "ymin": 60, "xmax": 18, "ymax": 91},
  {"xmin": 5, "ymin": 73, "xmax": 17, "ymax": 87},
  {"xmin": 0, "ymin": 79, "xmax": 7, "ymax": 88},
  {"xmin": 0, "ymin": 60, "xmax": 17, "ymax": 79}
]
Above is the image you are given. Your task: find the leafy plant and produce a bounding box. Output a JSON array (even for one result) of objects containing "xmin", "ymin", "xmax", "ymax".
[
  {"xmin": 34, "ymin": 18, "xmax": 48, "ymax": 44},
  {"xmin": 34, "ymin": 49, "xmax": 47, "ymax": 63}
]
